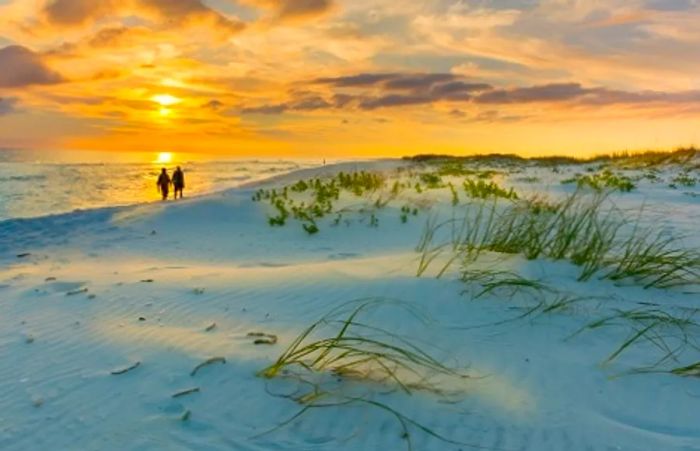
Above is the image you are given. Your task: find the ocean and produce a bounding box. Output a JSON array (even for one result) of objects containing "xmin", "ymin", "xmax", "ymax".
[{"xmin": 0, "ymin": 150, "xmax": 320, "ymax": 222}]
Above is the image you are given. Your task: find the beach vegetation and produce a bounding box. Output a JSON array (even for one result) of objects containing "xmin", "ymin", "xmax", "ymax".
[
  {"xmin": 562, "ymin": 169, "xmax": 636, "ymax": 192},
  {"xmin": 415, "ymin": 191, "xmax": 700, "ymax": 290},
  {"xmin": 569, "ymin": 307, "xmax": 700, "ymax": 376},
  {"xmin": 463, "ymin": 178, "xmax": 518, "ymax": 200},
  {"xmin": 669, "ymin": 170, "xmax": 697, "ymax": 189},
  {"xmin": 257, "ymin": 300, "xmax": 474, "ymax": 450}
]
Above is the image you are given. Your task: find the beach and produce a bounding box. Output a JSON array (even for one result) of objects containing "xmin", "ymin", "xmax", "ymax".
[{"xmin": 1, "ymin": 153, "xmax": 699, "ymax": 451}]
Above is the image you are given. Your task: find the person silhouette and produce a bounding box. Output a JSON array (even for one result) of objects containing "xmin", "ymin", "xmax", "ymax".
[
  {"xmin": 173, "ymin": 166, "xmax": 185, "ymax": 199},
  {"xmin": 157, "ymin": 168, "xmax": 171, "ymax": 200}
]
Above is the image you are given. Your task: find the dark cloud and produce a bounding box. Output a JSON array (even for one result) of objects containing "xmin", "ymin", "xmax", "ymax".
[
  {"xmin": 315, "ymin": 73, "xmax": 491, "ymax": 103},
  {"xmin": 241, "ymin": 104, "xmax": 288, "ymax": 115},
  {"xmin": 314, "ymin": 73, "xmax": 400, "ymax": 87},
  {"xmin": 582, "ymin": 88, "xmax": 700, "ymax": 105},
  {"xmin": 359, "ymin": 94, "xmax": 432, "ymax": 110},
  {"xmin": 384, "ymin": 74, "xmax": 455, "ymax": 91},
  {"xmin": 475, "ymin": 82, "xmax": 700, "ymax": 106},
  {"xmin": 0, "ymin": 46, "xmax": 64, "ymax": 88},
  {"xmin": 432, "ymin": 81, "xmax": 492, "ymax": 96},
  {"xmin": 203, "ymin": 99, "xmax": 225, "ymax": 110},
  {"xmin": 475, "ymin": 83, "xmax": 590, "ymax": 104},
  {"xmin": 0, "ymin": 97, "xmax": 20, "ymax": 116},
  {"xmin": 292, "ymin": 96, "xmax": 332, "ymax": 110},
  {"xmin": 241, "ymin": 95, "xmax": 332, "ymax": 115},
  {"xmin": 243, "ymin": 73, "xmax": 700, "ymax": 116}
]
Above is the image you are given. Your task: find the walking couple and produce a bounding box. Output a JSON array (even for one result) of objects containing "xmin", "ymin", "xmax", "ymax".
[{"xmin": 157, "ymin": 166, "xmax": 185, "ymax": 200}]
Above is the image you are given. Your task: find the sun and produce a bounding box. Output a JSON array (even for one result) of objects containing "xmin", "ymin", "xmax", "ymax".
[
  {"xmin": 151, "ymin": 94, "xmax": 181, "ymax": 107},
  {"xmin": 155, "ymin": 152, "xmax": 173, "ymax": 164}
]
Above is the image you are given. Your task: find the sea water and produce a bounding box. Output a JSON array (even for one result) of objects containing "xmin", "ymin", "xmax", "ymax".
[{"xmin": 0, "ymin": 150, "xmax": 320, "ymax": 221}]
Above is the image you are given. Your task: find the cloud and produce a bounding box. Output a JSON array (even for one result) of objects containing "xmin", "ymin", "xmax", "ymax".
[
  {"xmin": 242, "ymin": 72, "xmax": 495, "ymax": 113},
  {"xmin": 241, "ymin": 104, "xmax": 288, "ymax": 115},
  {"xmin": 314, "ymin": 73, "xmax": 399, "ymax": 87},
  {"xmin": 43, "ymin": 0, "xmax": 115, "ymax": 26},
  {"xmin": 242, "ymin": 71, "xmax": 700, "ymax": 116},
  {"xmin": 475, "ymin": 83, "xmax": 590, "ymax": 104},
  {"xmin": 40, "ymin": 0, "xmax": 244, "ymax": 34},
  {"xmin": 0, "ymin": 45, "xmax": 64, "ymax": 87},
  {"xmin": 0, "ymin": 97, "xmax": 20, "ymax": 116},
  {"xmin": 315, "ymin": 72, "xmax": 491, "ymax": 95},
  {"xmin": 242, "ymin": 0, "xmax": 334, "ymax": 21},
  {"xmin": 241, "ymin": 95, "xmax": 331, "ymax": 114},
  {"xmin": 474, "ymin": 82, "xmax": 700, "ymax": 105},
  {"xmin": 203, "ymin": 99, "xmax": 225, "ymax": 110},
  {"xmin": 358, "ymin": 94, "xmax": 432, "ymax": 110},
  {"xmin": 384, "ymin": 73, "xmax": 455, "ymax": 91},
  {"xmin": 316, "ymin": 72, "xmax": 493, "ymax": 110},
  {"xmin": 139, "ymin": 0, "xmax": 245, "ymax": 33}
]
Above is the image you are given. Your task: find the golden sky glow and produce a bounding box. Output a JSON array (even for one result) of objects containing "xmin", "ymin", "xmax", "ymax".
[
  {"xmin": 154, "ymin": 152, "xmax": 173, "ymax": 164},
  {"xmin": 1, "ymin": 0, "xmax": 699, "ymax": 158}
]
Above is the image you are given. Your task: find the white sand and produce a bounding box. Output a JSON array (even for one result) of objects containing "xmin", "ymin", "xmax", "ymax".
[{"xmin": 1, "ymin": 158, "xmax": 699, "ymax": 450}]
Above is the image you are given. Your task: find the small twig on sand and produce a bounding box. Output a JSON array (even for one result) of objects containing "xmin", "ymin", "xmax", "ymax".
[
  {"xmin": 66, "ymin": 288, "xmax": 88, "ymax": 296},
  {"xmin": 111, "ymin": 361, "xmax": 141, "ymax": 375},
  {"xmin": 190, "ymin": 357, "xmax": 226, "ymax": 376},
  {"xmin": 140, "ymin": 279, "xmax": 154, "ymax": 283},
  {"xmin": 172, "ymin": 387, "xmax": 200, "ymax": 398}
]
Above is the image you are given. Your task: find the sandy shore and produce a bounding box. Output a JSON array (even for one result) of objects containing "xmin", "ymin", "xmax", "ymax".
[{"xmin": 1, "ymin": 156, "xmax": 699, "ymax": 450}]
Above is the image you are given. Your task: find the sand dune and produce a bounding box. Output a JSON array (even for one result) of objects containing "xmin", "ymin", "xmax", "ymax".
[{"xmin": 1, "ymin": 158, "xmax": 699, "ymax": 450}]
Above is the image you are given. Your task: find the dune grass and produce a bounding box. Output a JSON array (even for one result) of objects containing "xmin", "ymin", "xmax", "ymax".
[
  {"xmin": 405, "ymin": 146, "xmax": 698, "ymax": 168},
  {"xmin": 461, "ymin": 268, "xmax": 551, "ymax": 299},
  {"xmin": 257, "ymin": 299, "xmax": 477, "ymax": 450},
  {"xmin": 259, "ymin": 300, "xmax": 466, "ymax": 387},
  {"xmin": 254, "ymin": 171, "xmax": 387, "ymax": 234},
  {"xmin": 416, "ymin": 190, "xmax": 700, "ymax": 290},
  {"xmin": 562, "ymin": 169, "xmax": 636, "ymax": 192},
  {"xmin": 569, "ymin": 306, "xmax": 700, "ymax": 376}
]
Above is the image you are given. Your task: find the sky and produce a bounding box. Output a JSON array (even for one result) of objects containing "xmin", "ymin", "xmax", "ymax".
[{"xmin": 1, "ymin": 0, "xmax": 699, "ymax": 158}]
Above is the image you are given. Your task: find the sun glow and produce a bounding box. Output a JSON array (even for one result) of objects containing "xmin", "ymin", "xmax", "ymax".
[
  {"xmin": 155, "ymin": 152, "xmax": 173, "ymax": 164},
  {"xmin": 151, "ymin": 94, "xmax": 181, "ymax": 107}
]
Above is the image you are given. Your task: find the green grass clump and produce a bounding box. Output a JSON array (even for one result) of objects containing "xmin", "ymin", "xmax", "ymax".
[
  {"xmin": 257, "ymin": 300, "xmax": 474, "ymax": 450},
  {"xmin": 419, "ymin": 173, "xmax": 443, "ymax": 189},
  {"xmin": 462, "ymin": 179, "xmax": 518, "ymax": 200},
  {"xmin": 259, "ymin": 300, "xmax": 465, "ymax": 384},
  {"xmin": 253, "ymin": 171, "xmax": 386, "ymax": 234},
  {"xmin": 562, "ymin": 169, "xmax": 636, "ymax": 192},
  {"xmin": 417, "ymin": 191, "xmax": 700, "ymax": 290},
  {"xmin": 604, "ymin": 229, "xmax": 700, "ymax": 288},
  {"xmin": 669, "ymin": 170, "xmax": 697, "ymax": 189}
]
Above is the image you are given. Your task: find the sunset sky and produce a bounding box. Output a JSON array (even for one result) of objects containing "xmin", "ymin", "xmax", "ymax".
[{"xmin": 1, "ymin": 0, "xmax": 699, "ymax": 158}]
